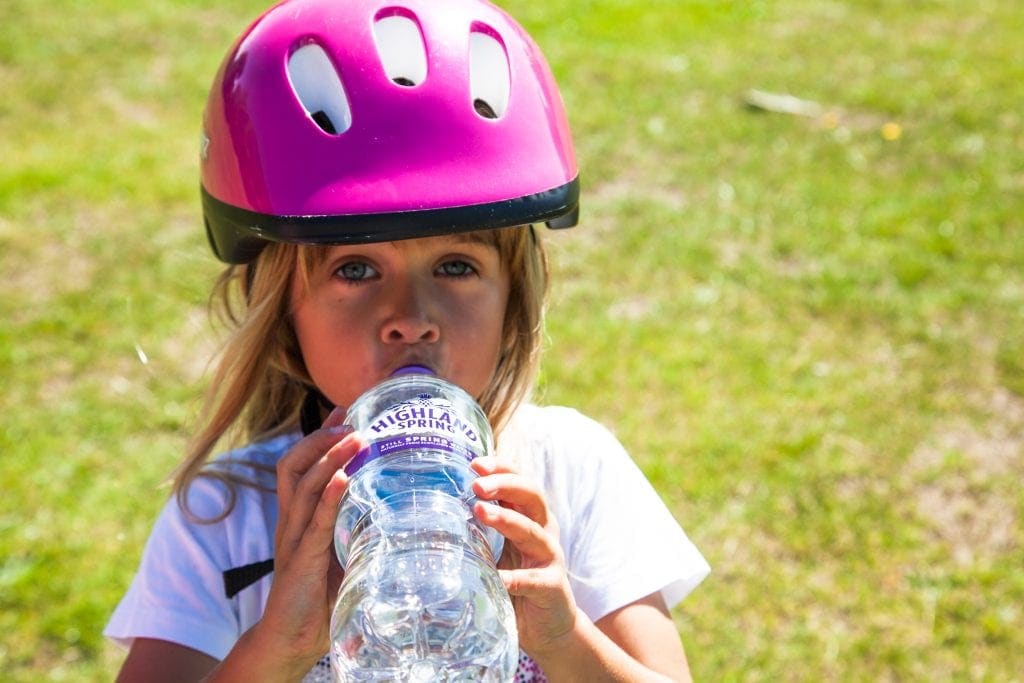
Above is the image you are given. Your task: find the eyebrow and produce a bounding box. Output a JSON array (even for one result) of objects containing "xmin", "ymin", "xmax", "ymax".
[
  {"xmin": 318, "ymin": 231, "xmax": 497, "ymax": 259},
  {"xmin": 449, "ymin": 230, "xmax": 498, "ymax": 248}
]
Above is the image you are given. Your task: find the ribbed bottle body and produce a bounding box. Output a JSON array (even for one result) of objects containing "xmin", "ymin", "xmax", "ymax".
[{"xmin": 329, "ymin": 373, "xmax": 517, "ymax": 681}]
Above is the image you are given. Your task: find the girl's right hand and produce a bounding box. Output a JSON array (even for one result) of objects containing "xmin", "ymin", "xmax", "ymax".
[
  {"xmin": 249, "ymin": 407, "xmax": 361, "ymax": 676},
  {"xmin": 117, "ymin": 410, "xmax": 362, "ymax": 683}
]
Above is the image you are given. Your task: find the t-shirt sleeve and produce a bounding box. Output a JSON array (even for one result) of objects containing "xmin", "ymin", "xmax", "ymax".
[
  {"xmin": 104, "ymin": 478, "xmax": 243, "ymax": 660},
  {"xmin": 543, "ymin": 408, "xmax": 710, "ymax": 622}
]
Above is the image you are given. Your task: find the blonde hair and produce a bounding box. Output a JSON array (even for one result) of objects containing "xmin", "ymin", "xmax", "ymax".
[{"xmin": 172, "ymin": 227, "xmax": 548, "ymax": 516}]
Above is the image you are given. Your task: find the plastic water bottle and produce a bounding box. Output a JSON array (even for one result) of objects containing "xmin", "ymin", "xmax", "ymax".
[{"xmin": 329, "ymin": 367, "xmax": 518, "ymax": 682}]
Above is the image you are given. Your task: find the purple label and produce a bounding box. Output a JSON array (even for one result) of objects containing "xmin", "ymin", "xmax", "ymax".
[
  {"xmin": 343, "ymin": 396, "xmax": 484, "ymax": 475},
  {"xmin": 343, "ymin": 432, "xmax": 479, "ymax": 476}
]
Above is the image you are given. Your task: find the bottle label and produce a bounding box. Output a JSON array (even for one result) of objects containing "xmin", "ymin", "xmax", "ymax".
[{"xmin": 345, "ymin": 394, "xmax": 484, "ymax": 474}]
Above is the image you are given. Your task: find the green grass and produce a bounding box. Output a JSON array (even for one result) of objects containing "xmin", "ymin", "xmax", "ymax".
[{"xmin": 2, "ymin": 0, "xmax": 1022, "ymax": 680}]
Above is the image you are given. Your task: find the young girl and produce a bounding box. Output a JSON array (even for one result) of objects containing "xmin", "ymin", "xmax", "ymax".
[{"xmin": 105, "ymin": 0, "xmax": 710, "ymax": 680}]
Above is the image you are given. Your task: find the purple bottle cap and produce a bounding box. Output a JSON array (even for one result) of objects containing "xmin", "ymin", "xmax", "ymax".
[{"xmin": 391, "ymin": 365, "xmax": 434, "ymax": 377}]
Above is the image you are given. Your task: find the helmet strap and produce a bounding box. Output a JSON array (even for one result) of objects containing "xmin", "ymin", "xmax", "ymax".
[{"xmin": 300, "ymin": 386, "xmax": 337, "ymax": 435}]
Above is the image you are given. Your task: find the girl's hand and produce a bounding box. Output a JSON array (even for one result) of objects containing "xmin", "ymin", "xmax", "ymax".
[
  {"xmin": 469, "ymin": 457, "xmax": 691, "ymax": 682},
  {"xmin": 470, "ymin": 456, "xmax": 578, "ymax": 659},
  {"xmin": 256, "ymin": 407, "xmax": 361, "ymax": 674}
]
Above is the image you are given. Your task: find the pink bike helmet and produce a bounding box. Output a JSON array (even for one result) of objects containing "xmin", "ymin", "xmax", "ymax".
[{"xmin": 201, "ymin": 0, "xmax": 579, "ymax": 264}]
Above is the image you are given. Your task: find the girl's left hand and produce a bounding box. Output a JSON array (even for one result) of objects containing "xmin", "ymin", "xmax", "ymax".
[{"xmin": 469, "ymin": 456, "xmax": 578, "ymax": 659}]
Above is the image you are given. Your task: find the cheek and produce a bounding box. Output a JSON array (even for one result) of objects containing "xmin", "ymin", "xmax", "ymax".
[
  {"xmin": 292, "ymin": 299, "xmax": 357, "ymax": 391},
  {"xmin": 293, "ymin": 308, "xmax": 330, "ymax": 380},
  {"xmin": 485, "ymin": 299, "xmax": 509, "ymax": 355},
  {"xmin": 459, "ymin": 286, "xmax": 510, "ymax": 389}
]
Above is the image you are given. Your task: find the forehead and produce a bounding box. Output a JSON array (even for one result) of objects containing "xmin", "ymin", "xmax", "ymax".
[
  {"xmin": 326, "ymin": 231, "xmax": 498, "ymax": 255},
  {"xmin": 301, "ymin": 231, "xmax": 499, "ymax": 267}
]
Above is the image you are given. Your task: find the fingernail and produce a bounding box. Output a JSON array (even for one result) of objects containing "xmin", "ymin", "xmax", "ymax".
[
  {"xmin": 328, "ymin": 424, "xmax": 353, "ymax": 436},
  {"xmin": 323, "ymin": 405, "xmax": 347, "ymax": 429}
]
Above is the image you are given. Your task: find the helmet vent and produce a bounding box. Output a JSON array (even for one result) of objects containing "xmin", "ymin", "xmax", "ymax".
[
  {"xmin": 287, "ymin": 43, "xmax": 352, "ymax": 135},
  {"xmin": 469, "ymin": 27, "xmax": 510, "ymax": 119},
  {"xmin": 373, "ymin": 13, "xmax": 427, "ymax": 87},
  {"xmin": 474, "ymin": 99, "xmax": 498, "ymax": 119},
  {"xmin": 310, "ymin": 110, "xmax": 338, "ymax": 134}
]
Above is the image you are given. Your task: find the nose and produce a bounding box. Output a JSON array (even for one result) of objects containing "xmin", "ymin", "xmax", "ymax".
[{"xmin": 380, "ymin": 278, "xmax": 440, "ymax": 345}]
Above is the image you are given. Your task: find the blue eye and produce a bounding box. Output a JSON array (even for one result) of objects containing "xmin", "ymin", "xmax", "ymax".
[
  {"xmin": 337, "ymin": 261, "xmax": 377, "ymax": 281},
  {"xmin": 437, "ymin": 260, "xmax": 476, "ymax": 277}
]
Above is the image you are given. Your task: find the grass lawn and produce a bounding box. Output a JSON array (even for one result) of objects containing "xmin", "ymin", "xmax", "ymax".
[{"xmin": 2, "ymin": 0, "xmax": 1022, "ymax": 680}]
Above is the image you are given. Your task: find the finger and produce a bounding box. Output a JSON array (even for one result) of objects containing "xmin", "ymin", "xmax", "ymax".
[
  {"xmin": 498, "ymin": 566, "xmax": 565, "ymax": 599},
  {"xmin": 278, "ymin": 468, "xmax": 350, "ymax": 569},
  {"xmin": 281, "ymin": 431, "xmax": 360, "ymax": 519},
  {"xmin": 277, "ymin": 426, "xmax": 350, "ymax": 515},
  {"xmin": 277, "ymin": 433, "xmax": 361, "ymax": 555},
  {"xmin": 472, "ymin": 473, "xmax": 549, "ymax": 527},
  {"xmin": 473, "ymin": 500, "xmax": 558, "ymax": 565},
  {"xmin": 291, "ymin": 469, "xmax": 349, "ymax": 566},
  {"xmin": 276, "ymin": 415, "xmax": 350, "ymax": 511},
  {"xmin": 469, "ymin": 455, "xmax": 519, "ymax": 477}
]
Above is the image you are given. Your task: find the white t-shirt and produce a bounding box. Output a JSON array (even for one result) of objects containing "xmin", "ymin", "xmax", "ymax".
[{"xmin": 106, "ymin": 404, "xmax": 710, "ymax": 679}]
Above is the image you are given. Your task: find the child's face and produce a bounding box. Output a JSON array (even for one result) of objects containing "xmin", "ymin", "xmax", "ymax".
[{"xmin": 291, "ymin": 234, "xmax": 510, "ymax": 409}]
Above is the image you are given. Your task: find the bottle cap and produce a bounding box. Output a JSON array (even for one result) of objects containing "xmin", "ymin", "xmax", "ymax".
[{"xmin": 391, "ymin": 365, "xmax": 434, "ymax": 376}]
